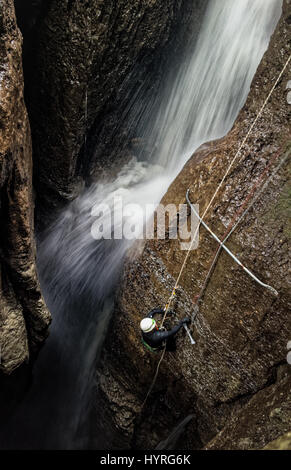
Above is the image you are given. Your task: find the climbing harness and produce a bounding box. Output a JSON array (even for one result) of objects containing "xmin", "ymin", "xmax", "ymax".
[
  {"xmin": 141, "ymin": 337, "xmax": 160, "ymax": 353},
  {"xmin": 186, "ymin": 190, "xmax": 279, "ymax": 297},
  {"xmin": 140, "ymin": 53, "xmax": 291, "ymax": 410},
  {"xmin": 141, "ymin": 322, "xmax": 167, "ymax": 352}
]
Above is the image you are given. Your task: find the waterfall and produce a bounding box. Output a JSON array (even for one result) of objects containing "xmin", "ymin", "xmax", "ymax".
[
  {"xmin": 147, "ymin": 0, "xmax": 283, "ymax": 172},
  {"xmin": 2, "ymin": 0, "xmax": 282, "ymax": 450}
]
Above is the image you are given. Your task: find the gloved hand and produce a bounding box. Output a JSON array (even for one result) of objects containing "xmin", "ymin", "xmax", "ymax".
[
  {"xmin": 181, "ymin": 317, "xmax": 191, "ymax": 325},
  {"xmin": 168, "ymin": 310, "xmax": 176, "ymax": 316}
]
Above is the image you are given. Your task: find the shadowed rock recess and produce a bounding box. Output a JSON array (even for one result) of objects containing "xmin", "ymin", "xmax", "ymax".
[
  {"xmin": 0, "ymin": 1, "xmax": 50, "ymax": 376},
  {"xmin": 96, "ymin": 2, "xmax": 291, "ymax": 450}
]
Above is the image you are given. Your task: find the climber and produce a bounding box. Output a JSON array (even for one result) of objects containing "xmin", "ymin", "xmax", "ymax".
[{"xmin": 140, "ymin": 308, "xmax": 191, "ymax": 351}]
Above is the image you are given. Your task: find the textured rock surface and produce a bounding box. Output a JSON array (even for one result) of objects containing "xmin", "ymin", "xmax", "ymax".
[
  {"xmin": 0, "ymin": 0, "xmax": 50, "ymax": 375},
  {"xmin": 206, "ymin": 366, "xmax": 291, "ymax": 450},
  {"xmin": 14, "ymin": 0, "xmax": 207, "ymax": 218},
  {"xmin": 96, "ymin": 1, "xmax": 291, "ymax": 450},
  {"xmin": 264, "ymin": 431, "xmax": 291, "ymax": 450}
]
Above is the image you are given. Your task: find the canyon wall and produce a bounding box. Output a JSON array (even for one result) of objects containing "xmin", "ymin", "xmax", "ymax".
[
  {"xmin": 14, "ymin": 0, "xmax": 207, "ymax": 219},
  {"xmin": 96, "ymin": 1, "xmax": 291, "ymax": 450},
  {"xmin": 0, "ymin": 0, "xmax": 207, "ymax": 375},
  {"xmin": 0, "ymin": 0, "xmax": 50, "ymax": 375},
  {"xmin": 1, "ymin": 0, "xmax": 289, "ymax": 450}
]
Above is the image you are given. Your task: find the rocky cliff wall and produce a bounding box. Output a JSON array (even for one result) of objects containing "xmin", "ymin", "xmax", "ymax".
[
  {"xmin": 14, "ymin": 0, "xmax": 207, "ymax": 220},
  {"xmin": 0, "ymin": 0, "xmax": 50, "ymax": 375},
  {"xmin": 0, "ymin": 0, "xmax": 207, "ymax": 375},
  {"xmin": 96, "ymin": 1, "xmax": 291, "ymax": 450}
]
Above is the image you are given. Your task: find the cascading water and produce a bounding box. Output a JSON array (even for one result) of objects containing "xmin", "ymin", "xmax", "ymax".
[
  {"xmin": 1, "ymin": 0, "xmax": 282, "ymax": 450},
  {"xmin": 145, "ymin": 0, "xmax": 282, "ymax": 172}
]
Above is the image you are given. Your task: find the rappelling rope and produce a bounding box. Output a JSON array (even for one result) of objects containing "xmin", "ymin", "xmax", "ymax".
[
  {"xmin": 191, "ymin": 146, "xmax": 290, "ymax": 317},
  {"xmin": 161, "ymin": 53, "xmax": 291, "ymax": 327},
  {"xmin": 141, "ymin": 54, "xmax": 291, "ymax": 409},
  {"xmin": 186, "ymin": 191, "xmax": 279, "ymax": 296},
  {"xmin": 142, "ymin": 151, "xmax": 288, "ymax": 410},
  {"xmin": 141, "ymin": 347, "xmax": 166, "ymax": 408}
]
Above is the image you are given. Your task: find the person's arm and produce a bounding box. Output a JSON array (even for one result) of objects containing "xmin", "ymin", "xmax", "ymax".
[
  {"xmin": 147, "ymin": 308, "xmax": 165, "ymax": 319},
  {"xmin": 154, "ymin": 323, "xmax": 184, "ymax": 342},
  {"xmin": 155, "ymin": 317, "xmax": 190, "ymax": 342},
  {"xmin": 147, "ymin": 308, "xmax": 176, "ymax": 319}
]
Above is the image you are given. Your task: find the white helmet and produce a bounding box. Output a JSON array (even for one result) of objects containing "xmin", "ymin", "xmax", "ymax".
[{"xmin": 140, "ymin": 318, "xmax": 156, "ymax": 333}]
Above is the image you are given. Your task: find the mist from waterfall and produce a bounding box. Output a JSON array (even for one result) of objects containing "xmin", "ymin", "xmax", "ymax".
[
  {"xmin": 1, "ymin": 0, "xmax": 282, "ymax": 449},
  {"xmin": 145, "ymin": 0, "xmax": 282, "ymax": 173}
]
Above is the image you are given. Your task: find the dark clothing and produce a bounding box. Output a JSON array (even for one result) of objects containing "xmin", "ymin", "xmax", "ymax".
[{"xmin": 142, "ymin": 308, "xmax": 184, "ymax": 349}]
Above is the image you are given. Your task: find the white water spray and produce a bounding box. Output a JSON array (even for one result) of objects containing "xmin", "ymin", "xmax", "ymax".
[{"xmin": 39, "ymin": 0, "xmax": 281, "ymax": 304}]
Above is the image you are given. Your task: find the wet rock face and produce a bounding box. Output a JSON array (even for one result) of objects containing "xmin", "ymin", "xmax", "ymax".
[
  {"xmin": 96, "ymin": 1, "xmax": 291, "ymax": 450},
  {"xmin": 14, "ymin": 0, "xmax": 206, "ymax": 218},
  {"xmin": 0, "ymin": 0, "xmax": 50, "ymax": 375}
]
